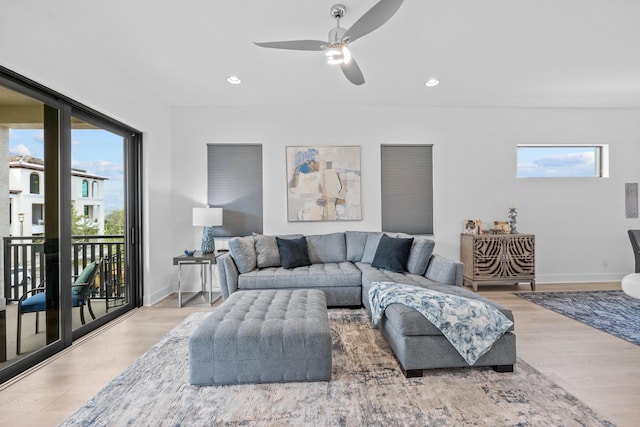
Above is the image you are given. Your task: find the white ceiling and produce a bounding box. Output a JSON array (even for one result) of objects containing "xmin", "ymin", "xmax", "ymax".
[{"xmin": 28, "ymin": 0, "xmax": 640, "ymax": 108}]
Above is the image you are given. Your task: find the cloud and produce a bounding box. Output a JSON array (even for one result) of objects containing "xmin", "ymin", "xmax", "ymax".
[
  {"xmin": 533, "ymin": 151, "xmax": 594, "ymax": 168},
  {"xmin": 32, "ymin": 130, "xmax": 44, "ymax": 143},
  {"xmin": 518, "ymin": 151, "xmax": 596, "ymax": 177},
  {"xmin": 9, "ymin": 144, "xmax": 31, "ymax": 156},
  {"xmin": 72, "ymin": 159, "xmax": 124, "ymax": 180}
]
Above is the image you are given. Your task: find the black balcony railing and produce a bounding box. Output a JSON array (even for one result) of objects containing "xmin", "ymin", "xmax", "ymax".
[{"xmin": 3, "ymin": 235, "xmax": 125, "ymax": 307}]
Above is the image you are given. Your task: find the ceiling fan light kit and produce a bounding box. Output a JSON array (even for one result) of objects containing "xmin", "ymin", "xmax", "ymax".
[
  {"xmin": 226, "ymin": 75, "xmax": 242, "ymax": 85},
  {"xmin": 254, "ymin": 0, "xmax": 404, "ymax": 85},
  {"xmin": 325, "ymin": 45, "xmax": 351, "ymax": 65}
]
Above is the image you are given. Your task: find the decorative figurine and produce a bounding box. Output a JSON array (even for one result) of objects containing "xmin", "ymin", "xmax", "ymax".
[
  {"xmin": 184, "ymin": 249, "xmax": 196, "ymax": 257},
  {"xmin": 508, "ymin": 205, "xmax": 518, "ymax": 234}
]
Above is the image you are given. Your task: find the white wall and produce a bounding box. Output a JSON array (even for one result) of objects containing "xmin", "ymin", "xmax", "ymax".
[{"xmin": 172, "ymin": 105, "xmax": 640, "ymax": 285}]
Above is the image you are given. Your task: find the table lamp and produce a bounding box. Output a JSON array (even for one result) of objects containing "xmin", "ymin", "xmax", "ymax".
[{"xmin": 192, "ymin": 207, "xmax": 223, "ymax": 254}]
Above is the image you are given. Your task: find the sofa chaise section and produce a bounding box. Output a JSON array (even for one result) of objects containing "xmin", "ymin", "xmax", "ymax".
[
  {"xmin": 357, "ymin": 253, "xmax": 515, "ymax": 375},
  {"xmin": 367, "ymin": 280, "xmax": 516, "ymax": 375}
]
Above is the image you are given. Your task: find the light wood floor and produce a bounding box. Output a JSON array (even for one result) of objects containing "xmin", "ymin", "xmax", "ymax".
[{"xmin": 0, "ymin": 282, "xmax": 638, "ymax": 426}]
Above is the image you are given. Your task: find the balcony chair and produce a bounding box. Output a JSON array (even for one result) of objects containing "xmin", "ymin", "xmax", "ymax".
[
  {"xmin": 16, "ymin": 259, "xmax": 102, "ymax": 355},
  {"xmin": 628, "ymin": 230, "xmax": 640, "ymax": 273}
]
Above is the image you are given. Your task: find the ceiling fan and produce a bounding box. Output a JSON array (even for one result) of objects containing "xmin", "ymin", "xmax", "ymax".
[{"xmin": 253, "ymin": 0, "xmax": 404, "ymax": 85}]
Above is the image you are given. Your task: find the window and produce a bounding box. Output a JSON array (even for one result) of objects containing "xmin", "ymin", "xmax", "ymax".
[
  {"xmin": 82, "ymin": 179, "xmax": 89, "ymax": 197},
  {"xmin": 517, "ymin": 145, "xmax": 609, "ymax": 178},
  {"xmin": 207, "ymin": 144, "xmax": 263, "ymax": 236},
  {"xmin": 92, "ymin": 180, "xmax": 98, "ymax": 197},
  {"xmin": 381, "ymin": 145, "xmax": 433, "ymax": 234},
  {"xmin": 30, "ymin": 172, "xmax": 40, "ymax": 194},
  {"xmin": 32, "ymin": 203, "xmax": 44, "ymax": 225}
]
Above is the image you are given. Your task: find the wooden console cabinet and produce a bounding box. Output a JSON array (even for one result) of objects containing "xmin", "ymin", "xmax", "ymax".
[{"xmin": 461, "ymin": 233, "xmax": 535, "ymax": 291}]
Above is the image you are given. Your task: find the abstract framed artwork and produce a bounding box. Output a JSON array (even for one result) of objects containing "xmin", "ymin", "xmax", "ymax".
[{"xmin": 286, "ymin": 145, "xmax": 362, "ymax": 222}]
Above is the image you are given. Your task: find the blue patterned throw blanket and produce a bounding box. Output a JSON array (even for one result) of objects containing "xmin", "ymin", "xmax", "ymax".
[{"xmin": 369, "ymin": 282, "xmax": 513, "ymax": 365}]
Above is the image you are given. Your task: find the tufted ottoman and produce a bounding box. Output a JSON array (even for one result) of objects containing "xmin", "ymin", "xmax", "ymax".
[{"xmin": 189, "ymin": 289, "xmax": 332, "ymax": 385}]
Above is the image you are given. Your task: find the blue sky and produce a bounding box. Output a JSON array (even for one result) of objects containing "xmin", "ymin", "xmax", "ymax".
[
  {"xmin": 517, "ymin": 146, "xmax": 599, "ymax": 177},
  {"xmin": 9, "ymin": 128, "xmax": 124, "ymax": 213}
]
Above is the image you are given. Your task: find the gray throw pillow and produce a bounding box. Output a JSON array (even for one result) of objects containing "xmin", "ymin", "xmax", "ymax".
[
  {"xmin": 306, "ymin": 232, "xmax": 346, "ymax": 264},
  {"xmin": 254, "ymin": 234, "xmax": 303, "ymax": 268},
  {"xmin": 405, "ymin": 237, "xmax": 436, "ymax": 276},
  {"xmin": 228, "ymin": 236, "xmax": 256, "ymax": 273},
  {"xmin": 254, "ymin": 234, "xmax": 281, "ymax": 268},
  {"xmin": 425, "ymin": 254, "xmax": 457, "ymax": 285},
  {"xmin": 346, "ymin": 231, "xmax": 369, "ymax": 262},
  {"xmin": 276, "ymin": 236, "xmax": 312, "ymax": 269},
  {"xmin": 371, "ymin": 234, "xmax": 414, "ymax": 273},
  {"xmin": 361, "ymin": 232, "xmax": 384, "ymax": 264}
]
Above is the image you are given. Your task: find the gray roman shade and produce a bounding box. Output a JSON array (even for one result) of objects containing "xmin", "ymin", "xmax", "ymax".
[
  {"xmin": 381, "ymin": 145, "xmax": 433, "ymax": 235},
  {"xmin": 207, "ymin": 144, "xmax": 263, "ymax": 236}
]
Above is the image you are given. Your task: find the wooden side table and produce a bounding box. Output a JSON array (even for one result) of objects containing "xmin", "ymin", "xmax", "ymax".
[
  {"xmin": 461, "ymin": 233, "xmax": 535, "ymax": 291},
  {"xmin": 173, "ymin": 251, "xmax": 221, "ymax": 307}
]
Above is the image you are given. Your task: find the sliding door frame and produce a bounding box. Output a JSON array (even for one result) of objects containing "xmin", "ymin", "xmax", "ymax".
[
  {"xmin": 0, "ymin": 71, "xmax": 67, "ymax": 379},
  {"xmin": 0, "ymin": 65, "xmax": 144, "ymax": 383}
]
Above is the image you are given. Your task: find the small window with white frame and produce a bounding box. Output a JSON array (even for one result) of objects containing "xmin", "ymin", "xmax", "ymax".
[{"xmin": 517, "ymin": 144, "xmax": 609, "ymax": 178}]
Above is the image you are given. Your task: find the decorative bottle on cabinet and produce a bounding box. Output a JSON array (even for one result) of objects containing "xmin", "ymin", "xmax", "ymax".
[{"xmin": 460, "ymin": 233, "xmax": 535, "ymax": 291}]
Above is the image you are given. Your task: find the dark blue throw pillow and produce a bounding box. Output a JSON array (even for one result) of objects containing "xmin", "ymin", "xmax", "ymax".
[
  {"xmin": 276, "ymin": 236, "xmax": 312, "ymax": 269},
  {"xmin": 371, "ymin": 234, "xmax": 414, "ymax": 273}
]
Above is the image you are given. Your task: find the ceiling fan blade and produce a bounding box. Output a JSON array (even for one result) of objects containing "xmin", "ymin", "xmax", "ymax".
[
  {"xmin": 341, "ymin": 58, "xmax": 365, "ymax": 85},
  {"xmin": 253, "ymin": 40, "xmax": 326, "ymax": 51},
  {"xmin": 343, "ymin": 0, "xmax": 404, "ymax": 44}
]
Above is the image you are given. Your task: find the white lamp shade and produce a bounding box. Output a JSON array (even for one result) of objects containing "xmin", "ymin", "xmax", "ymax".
[{"xmin": 192, "ymin": 207, "xmax": 223, "ymax": 226}]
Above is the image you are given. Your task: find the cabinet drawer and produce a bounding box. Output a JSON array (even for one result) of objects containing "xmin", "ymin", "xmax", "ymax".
[{"xmin": 474, "ymin": 256, "xmax": 534, "ymax": 278}]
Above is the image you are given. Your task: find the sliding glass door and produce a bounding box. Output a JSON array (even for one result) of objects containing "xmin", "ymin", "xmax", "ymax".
[
  {"xmin": 0, "ymin": 85, "xmax": 62, "ymax": 361},
  {"xmin": 0, "ymin": 68, "xmax": 143, "ymax": 383},
  {"xmin": 69, "ymin": 113, "xmax": 130, "ymax": 335}
]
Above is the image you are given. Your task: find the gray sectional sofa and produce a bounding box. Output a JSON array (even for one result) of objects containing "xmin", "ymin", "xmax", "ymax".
[{"xmin": 217, "ymin": 231, "xmax": 516, "ymax": 376}]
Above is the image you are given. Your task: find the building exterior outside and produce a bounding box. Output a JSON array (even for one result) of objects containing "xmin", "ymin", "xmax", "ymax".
[{"xmin": 8, "ymin": 155, "xmax": 107, "ymax": 236}]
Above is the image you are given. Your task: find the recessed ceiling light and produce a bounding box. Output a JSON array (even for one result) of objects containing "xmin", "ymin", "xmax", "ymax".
[
  {"xmin": 227, "ymin": 75, "xmax": 242, "ymax": 85},
  {"xmin": 425, "ymin": 78, "xmax": 440, "ymax": 87}
]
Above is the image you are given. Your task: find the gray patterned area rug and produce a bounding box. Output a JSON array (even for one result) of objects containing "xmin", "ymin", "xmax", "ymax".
[
  {"xmin": 516, "ymin": 290, "xmax": 640, "ymax": 345},
  {"xmin": 62, "ymin": 309, "xmax": 614, "ymax": 427}
]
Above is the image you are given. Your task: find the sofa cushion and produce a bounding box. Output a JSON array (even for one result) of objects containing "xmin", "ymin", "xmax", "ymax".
[
  {"xmin": 254, "ymin": 234, "xmax": 303, "ymax": 268},
  {"xmin": 361, "ymin": 232, "xmax": 384, "ymax": 264},
  {"xmin": 425, "ymin": 254, "xmax": 458, "ymax": 285},
  {"xmin": 405, "ymin": 237, "xmax": 436, "ymax": 276},
  {"xmin": 238, "ymin": 262, "xmax": 362, "ymax": 290},
  {"xmin": 306, "ymin": 232, "xmax": 347, "ymax": 264},
  {"xmin": 228, "ymin": 236, "xmax": 256, "ymax": 273},
  {"xmin": 276, "ymin": 236, "xmax": 312, "ymax": 269},
  {"xmin": 371, "ymin": 235, "xmax": 414, "ymax": 273},
  {"xmin": 345, "ymin": 231, "xmax": 369, "ymax": 262}
]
